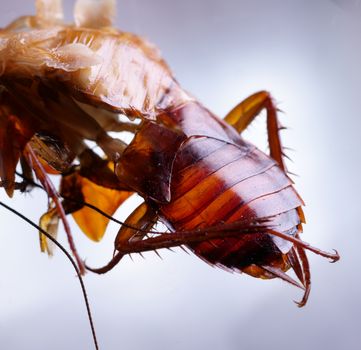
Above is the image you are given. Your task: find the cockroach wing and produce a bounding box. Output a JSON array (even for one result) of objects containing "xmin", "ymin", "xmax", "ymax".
[
  {"xmin": 53, "ymin": 29, "xmax": 190, "ymax": 116},
  {"xmin": 0, "ymin": 27, "xmax": 189, "ymax": 117},
  {"xmin": 0, "ymin": 29, "xmax": 102, "ymax": 78}
]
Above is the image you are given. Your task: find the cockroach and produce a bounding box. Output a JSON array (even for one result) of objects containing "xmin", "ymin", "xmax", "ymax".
[{"xmin": 0, "ymin": 0, "xmax": 339, "ymax": 348}]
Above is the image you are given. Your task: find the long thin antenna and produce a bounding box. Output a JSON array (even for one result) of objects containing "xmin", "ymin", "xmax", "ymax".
[{"xmin": 0, "ymin": 201, "xmax": 99, "ymax": 350}]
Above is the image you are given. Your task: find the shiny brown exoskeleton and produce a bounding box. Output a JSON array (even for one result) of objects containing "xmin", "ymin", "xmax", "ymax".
[{"xmin": 0, "ymin": 0, "xmax": 338, "ymax": 311}]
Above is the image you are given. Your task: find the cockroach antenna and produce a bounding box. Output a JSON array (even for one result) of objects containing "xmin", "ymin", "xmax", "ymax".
[{"xmin": 0, "ymin": 201, "xmax": 99, "ymax": 350}]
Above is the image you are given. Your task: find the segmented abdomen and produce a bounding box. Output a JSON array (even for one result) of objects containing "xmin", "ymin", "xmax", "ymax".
[{"xmin": 160, "ymin": 136, "xmax": 303, "ymax": 272}]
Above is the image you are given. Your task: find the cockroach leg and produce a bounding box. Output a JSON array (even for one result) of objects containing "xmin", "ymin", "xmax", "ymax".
[
  {"xmin": 224, "ymin": 90, "xmax": 287, "ymax": 171},
  {"xmin": 88, "ymin": 218, "xmax": 338, "ymax": 274},
  {"xmin": 114, "ymin": 203, "xmax": 158, "ymax": 248},
  {"xmin": 87, "ymin": 219, "xmax": 269, "ymax": 274},
  {"xmin": 260, "ymin": 264, "xmax": 305, "ymax": 290},
  {"xmin": 287, "ymin": 247, "xmax": 305, "ymax": 286},
  {"xmin": 286, "ymin": 244, "xmax": 311, "ymax": 306},
  {"xmin": 293, "ymin": 239, "xmax": 311, "ymax": 307},
  {"xmin": 266, "ymin": 229, "xmax": 339, "ymax": 263},
  {"xmin": 86, "ymin": 252, "xmax": 123, "ymax": 274},
  {"xmin": 87, "ymin": 202, "xmax": 158, "ymax": 274},
  {"xmin": 24, "ymin": 145, "xmax": 86, "ymax": 275},
  {"xmin": 118, "ymin": 222, "xmax": 339, "ymax": 263}
]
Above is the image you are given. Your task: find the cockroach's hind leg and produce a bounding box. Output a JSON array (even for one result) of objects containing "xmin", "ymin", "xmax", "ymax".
[
  {"xmin": 287, "ymin": 247, "xmax": 305, "ymax": 286},
  {"xmin": 154, "ymin": 249, "xmax": 163, "ymax": 259},
  {"xmin": 330, "ymin": 249, "xmax": 340, "ymax": 263},
  {"xmin": 105, "ymin": 220, "xmax": 339, "ymax": 265},
  {"xmin": 260, "ymin": 265, "xmax": 305, "ymax": 290},
  {"xmin": 224, "ymin": 90, "xmax": 287, "ymax": 171},
  {"xmin": 286, "ymin": 243, "xmax": 311, "ymax": 307},
  {"xmin": 293, "ymin": 242, "xmax": 311, "ymax": 307},
  {"xmin": 267, "ymin": 229, "xmax": 340, "ymax": 263}
]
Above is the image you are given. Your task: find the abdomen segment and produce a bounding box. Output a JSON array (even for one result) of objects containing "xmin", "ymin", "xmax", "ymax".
[{"xmin": 160, "ymin": 136, "xmax": 303, "ymax": 274}]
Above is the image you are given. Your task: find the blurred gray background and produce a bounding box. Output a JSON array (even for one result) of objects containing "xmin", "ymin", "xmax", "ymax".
[{"xmin": 1, "ymin": 0, "xmax": 360, "ymax": 349}]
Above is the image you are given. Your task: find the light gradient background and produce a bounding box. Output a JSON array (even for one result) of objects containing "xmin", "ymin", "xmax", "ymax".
[{"xmin": 0, "ymin": 0, "xmax": 360, "ymax": 349}]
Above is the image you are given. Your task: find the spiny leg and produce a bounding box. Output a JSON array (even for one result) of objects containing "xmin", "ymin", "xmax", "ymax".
[
  {"xmin": 259, "ymin": 264, "xmax": 305, "ymax": 290},
  {"xmin": 224, "ymin": 91, "xmax": 286, "ymax": 171},
  {"xmin": 286, "ymin": 244, "xmax": 312, "ymax": 307},
  {"xmin": 87, "ymin": 218, "xmax": 339, "ymax": 274},
  {"xmin": 87, "ymin": 202, "xmax": 158, "ymax": 274},
  {"xmin": 287, "ymin": 247, "xmax": 305, "ymax": 286},
  {"xmin": 293, "ymin": 236, "xmax": 311, "ymax": 307},
  {"xmin": 116, "ymin": 225, "xmax": 338, "ymax": 260}
]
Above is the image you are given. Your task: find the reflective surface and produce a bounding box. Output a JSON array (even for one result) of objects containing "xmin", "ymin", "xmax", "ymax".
[{"xmin": 1, "ymin": 1, "xmax": 360, "ymax": 349}]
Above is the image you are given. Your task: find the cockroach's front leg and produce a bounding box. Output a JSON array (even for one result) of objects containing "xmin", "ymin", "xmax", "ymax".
[{"xmin": 224, "ymin": 91, "xmax": 286, "ymax": 171}]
